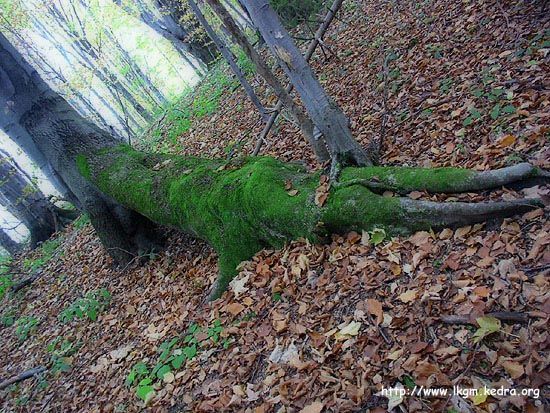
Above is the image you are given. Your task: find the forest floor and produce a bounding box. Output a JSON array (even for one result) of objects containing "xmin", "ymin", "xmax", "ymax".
[{"xmin": 1, "ymin": 0, "xmax": 549, "ymax": 412}]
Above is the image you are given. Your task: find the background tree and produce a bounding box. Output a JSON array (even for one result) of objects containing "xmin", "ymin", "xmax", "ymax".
[
  {"xmin": 188, "ymin": 0, "xmax": 267, "ymax": 120},
  {"xmin": 0, "ymin": 150, "xmax": 76, "ymax": 247},
  {"xmin": 0, "ymin": 31, "xmax": 161, "ymax": 263},
  {"xmin": 112, "ymin": 0, "xmax": 219, "ymax": 67},
  {"xmin": 0, "ymin": 227, "xmax": 20, "ymax": 255}
]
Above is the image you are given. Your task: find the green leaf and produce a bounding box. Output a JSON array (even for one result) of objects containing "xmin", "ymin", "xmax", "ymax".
[
  {"xmin": 134, "ymin": 362, "xmax": 148, "ymax": 375},
  {"xmin": 463, "ymin": 116, "xmax": 474, "ymax": 126},
  {"xmin": 183, "ymin": 345, "xmax": 197, "ymax": 359},
  {"xmin": 490, "ymin": 104, "xmax": 501, "ymax": 120},
  {"xmin": 420, "ymin": 108, "xmax": 433, "ymax": 118},
  {"xmin": 125, "ymin": 370, "xmax": 136, "ymax": 386},
  {"xmin": 473, "ymin": 316, "xmax": 501, "ymax": 343},
  {"xmin": 87, "ymin": 309, "xmax": 97, "ymax": 321},
  {"xmin": 156, "ymin": 364, "xmax": 171, "ymax": 380},
  {"xmin": 502, "ymin": 104, "xmax": 516, "ymax": 114},
  {"xmin": 171, "ymin": 354, "xmax": 185, "ymax": 369},
  {"xmin": 136, "ymin": 385, "xmax": 154, "ymax": 402},
  {"xmin": 469, "ymin": 107, "xmax": 482, "ymax": 119},
  {"xmin": 402, "ymin": 375, "xmax": 415, "ymax": 390},
  {"xmin": 471, "ymin": 88, "xmax": 484, "ymax": 97},
  {"xmin": 369, "ymin": 228, "xmax": 386, "ymax": 245}
]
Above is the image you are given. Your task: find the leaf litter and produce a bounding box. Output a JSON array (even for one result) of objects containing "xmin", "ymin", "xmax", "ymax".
[{"xmin": 1, "ymin": 0, "xmax": 549, "ymax": 412}]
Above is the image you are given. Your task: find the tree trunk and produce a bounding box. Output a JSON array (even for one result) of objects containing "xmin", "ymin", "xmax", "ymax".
[
  {"xmin": 112, "ymin": 0, "xmax": 218, "ymax": 68},
  {"xmin": 205, "ymin": 0, "xmax": 330, "ymax": 163},
  {"xmin": 240, "ymin": 0, "xmax": 371, "ymax": 166},
  {"xmin": 76, "ymin": 146, "xmax": 546, "ymax": 298},
  {"xmin": 0, "ymin": 228, "xmax": 20, "ymax": 255},
  {"xmin": 188, "ymin": 0, "xmax": 268, "ymax": 120},
  {"xmin": 0, "ymin": 32, "xmax": 161, "ymax": 262},
  {"xmin": 0, "ymin": 151, "xmax": 58, "ymax": 247}
]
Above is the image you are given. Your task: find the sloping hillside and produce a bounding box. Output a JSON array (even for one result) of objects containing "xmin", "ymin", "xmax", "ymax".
[{"xmin": 1, "ymin": 0, "xmax": 548, "ymax": 412}]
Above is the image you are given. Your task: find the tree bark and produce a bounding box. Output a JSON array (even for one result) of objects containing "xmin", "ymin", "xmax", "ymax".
[
  {"xmin": 0, "ymin": 228, "xmax": 20, "ymax": 255},
  {"xmin": 77, "ymin": 146, "xmax": 545, "ymax": 298},
  {"xmin": 240, "ymin": 0, "xmax": 371, "ymax": 166}
]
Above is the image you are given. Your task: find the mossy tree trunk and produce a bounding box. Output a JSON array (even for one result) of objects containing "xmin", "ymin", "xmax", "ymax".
[{"xmin": 77, "ymin": 145, "xmax": 546, "ymax": 298}]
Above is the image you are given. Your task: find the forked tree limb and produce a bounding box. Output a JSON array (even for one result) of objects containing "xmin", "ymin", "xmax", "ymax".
[
  {"xmin": 0, "ymin": 367, "xmax": 46, "ymax": 391},
  {"xmin": 339, "ymin": 162, "xmax": 549, "ymax": 194},
  {"xmin": 253, "ymin": 0, "xmax": 344, "ymax": 156},
  {"xmin": 205, "ymin": 0, "xmax": 330, "ymax": 162}
]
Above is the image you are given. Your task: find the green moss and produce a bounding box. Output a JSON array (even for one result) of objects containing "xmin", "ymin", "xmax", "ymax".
[
  {"xmin": 341, "ymin": 166, "xmax": 475, "ymax": 193},
  {"xmin": 75, "ymin": 154, "xmax": 91, "ymax": 181}
]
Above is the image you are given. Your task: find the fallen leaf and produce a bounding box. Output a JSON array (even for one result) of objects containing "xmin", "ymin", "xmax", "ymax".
[
  {"xmin": 299, "ymin": 401, "xmax": 324, "ymax": 413},
  {"xmin": 226, "ymin": 302, "xmax": 245, "ymax": 316},
  {"xmin": 334, "ymin": 321, "xmax": 362, "ymax": 340},
  {"xmin": 473, "ymin": 316, "xmax": 501, "ymax": 343},
  {"xmin": 398, "ymin": 289, "xmax": 417, "ymax": 303},
  {"xmin": 366, "ymin": 298, "xmax": 383, "ymax": 325},
  {"xmin": 501, "ymin": 359, "xmax": 525, "ymax": 379}
]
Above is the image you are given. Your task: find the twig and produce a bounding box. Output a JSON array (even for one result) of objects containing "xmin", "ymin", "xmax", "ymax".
[
  {"xmin": 0, "ymin": 367, "xmax": 46, "ymax": 391},
  {"xmin": 440, "ymin": 311, "xmax": 530, "ymax": 325},
  {"xmin": 11, "ymin": 270, "xmax": 42, "ymax": 293},
  {"xmin": 377, "ymin": 48, "xmax": 390, "ymax": 160},
  {"xmin": 366, "ymin": 314, "xmax": 392, "ymax": 345}
]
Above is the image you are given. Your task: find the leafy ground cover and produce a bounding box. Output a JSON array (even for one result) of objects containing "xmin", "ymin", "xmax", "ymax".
[{"xmin": 0, "ymin": 0, "xmax": 548, "ymax": 412}]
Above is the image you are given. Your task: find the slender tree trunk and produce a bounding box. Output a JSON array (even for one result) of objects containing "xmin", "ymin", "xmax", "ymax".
[
  {"xmin": 0, "ymin": 228, "xmax": 20, "ymax": 255},
  {"xmin": 205, "ymin": 0, "xmax": 330, "ymax": 162},
  {"xmin": 240, "ymin": 0, "xmax": 371, "ymax": 166},
  {"xmin": 111, "ymin": 0, "xmax": 218, "ymax": 67},
  {"xmin": 188, "ymin": 0, "xmax": 268, "ymax": 120}
]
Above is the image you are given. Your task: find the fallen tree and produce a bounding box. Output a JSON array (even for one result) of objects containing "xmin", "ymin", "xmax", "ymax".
[
  {"xmin": 0, "ymin": 30, "xmax": 547, "ymax": 299},
  {"xmin": 77, "ymin": 145, "xmax": 546, "ymax": 297}
]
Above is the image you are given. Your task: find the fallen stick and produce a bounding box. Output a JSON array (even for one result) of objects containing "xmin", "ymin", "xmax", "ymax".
[
  {"xmin": 11, "ymin": 270, "xmax": 41, "ymax": 294},
  {"xmin": 252, "ymin": 0, "xmax": 344, "ymax": 155},
  {"xmin": 0, "ymin": 367, "xmax": 46, "ymax": 391},
  {"xmin": 440, "ymin": 311, "xmax": 530, "ymax": 325}
]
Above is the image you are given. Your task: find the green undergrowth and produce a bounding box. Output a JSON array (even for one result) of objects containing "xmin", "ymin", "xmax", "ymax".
[
  {"xmin": 59, "ymin": 288, "xmax": 111, "ymax": 323},
  {"xmin": 72, "ymin": 213, "xmax": 90, "ymax": 230},
  {"xmin": 22, "ymin": 237, "xmax": 63, "ymax": 273},
  {"xmin": 0, "ymin": 255, "xmax": 13, "ymax": 300},
  {"xmin": 47, "ymin": 336, "xmax": 82, "ymax": 375},
  {"xmin": 141, "ymin": 51, "xmax": 255, "ymax": 152},
  {"xmin": 15, "ymin": 315, "xmax": 39, "ymax": 342},
  {"xmin": 127, "ymin": 320, "xmax": 231, "ymax": 403}
]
